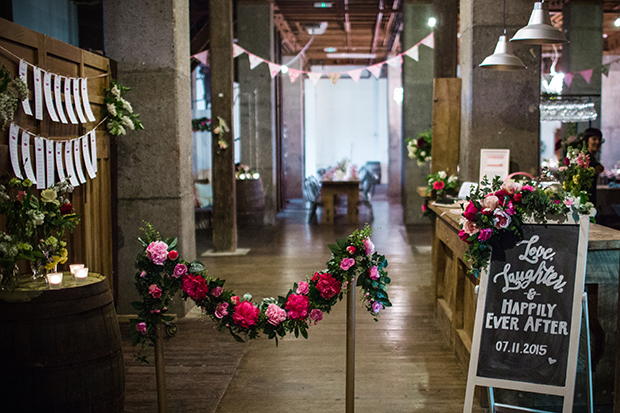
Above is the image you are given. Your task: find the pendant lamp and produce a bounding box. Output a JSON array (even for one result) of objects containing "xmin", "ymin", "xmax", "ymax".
[
  {"xmin": 510, "ymin": 1, "xmax": 568, "ymax": 44},
  {"xmin": 479, "ymin": 0, "xmax": 526, "ymax": 71}
]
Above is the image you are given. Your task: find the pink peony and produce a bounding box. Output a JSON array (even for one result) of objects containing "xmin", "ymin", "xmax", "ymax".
[
  {"xmin": 136, "ymin": 322, "xmax": 147, "ymax": 335},
  {"xmin": 182, "ymin": 274, "xmax": 209, "ymax": 301},
  {"xmin": 432, "ymin": 180, "xmax": 445, "ymax": 191},
  {"xmin": 309, "ymin": 309, "xmax": 323, "ymax": 325},
  {"xmin": 478, "ymin": 228, "xmax": 493, "ymax": 242},
  {"xmin": 232, "ymin": 301, "xmax": 259, "ymax": 328},
  {"xmin": 363, "ymin": 238, "xmax": 375, "ymax": 256},
  {"xmin": 340, "ymin": 258, "xmax": 355, "ymax": 270},
  {"xmin": 215, "ymin": 302, "xmax": 229, "ymax": 319},
  {"xmin": 346, "ymin": 246, "xmax": 356, "ymax": 255},
  {"xmin": 146, "ymin": 241, "xmax": 168, "ymax": 265},
  {"xmin": 265, "ymin": 303, "xmax": 287, "ymax": 325},
  {"xmin": 463, "ymin": 201, "xmax": 479, "ymax": 221},
  {"xmin": 211, "ymin": 286, "xmax": 223, "ymax": 297},
  {"xmin": 231, "ymin": 296, "xmax": 240, "ymax": 305},
  {"xmin": 168, "ymin": 250, "xmax": 179, "ymax": 260},
  {"xmin": 372, "ymin": 301, "xmax": 383, "ymax": 313},
  {"xmin": 173, "ymin": 263, "xmax": 187, "ymax": 278},
  {"xmin": 493, "ymin": 210, "xmax": 512, "ymax": 229},
  {"xmin": 296, "ymin": 281, "xmax": 309, "ymax": 295},
  {"xmin": 369, "ymin": 266, "xmax": 379, "ymax": 280},
  {"xmin": 501, "ymin": 180, "xmax": 522, "ymax": 194},
  {"xmin": 149, "ymin": 284, "xmax": 162, "ymax": 299},
  {"xmin": 316, "ymin": 273, "xmax": 341, "ymax": 299},
  {"xmin": 286, "ymin": 294, "xmax": 310, "ymax": 320},
  {"xmin": 482, "ymin": 195, "xmax": 499, "ymax": 212}
]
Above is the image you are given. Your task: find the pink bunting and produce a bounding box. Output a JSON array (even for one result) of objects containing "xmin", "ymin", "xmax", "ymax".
[
  {"xmin": 348, "ymin": 69, "xmax": 363, "ymax": 83},
  {"xmin": 420, "ymin": 32, "xmax": 435, "ymax": 49},
  {"xmin": 268, "ymin": 62, "xmax": 282, "ymax": 78},
  {"xmin": 248, "ymin": 54, "xmax": 264, "ymax": 69},
  {"xmin": 386, "ymin": 55, "xmax": 402, "ymax": 71},
  {"xmin": 194, "ymin": 51, "xmax": 208, "ymax": 66},
  {"xmin": 404, "ymin": 45, "xmax": 419, "ymax": 61},
  {"xmin": 288, "ymin": 69, "xmax": 302, "ymax": 83},
  {"xmin": 564, "ymin": 73, "xmax": 574, "ymax": 88},
  {"xmin": 327, "ymin": 72, "xmax": 341, "ymax": 85},
  {"xmin": 367, "ymin": 64, "xmax": 383, "ymax": 78},
  {"xmin": 580, "ymin": 68, "xmax": 593, "ymax": 84},
  {"xmin": 233, "ymin": 44, "xmax": 245, "ymax": 58},
  {"xmin": 307, "ymin": 72, "xmax": 322, "ymax": 85}
]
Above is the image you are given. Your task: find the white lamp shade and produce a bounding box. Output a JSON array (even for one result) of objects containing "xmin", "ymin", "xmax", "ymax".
[
  {"xmin": 479, "ymin": 35, "xmax": 527, "ymax": 71},
  {"xmin": 510, "ymin": 2, "xmax": 568, "ymax": 45}
]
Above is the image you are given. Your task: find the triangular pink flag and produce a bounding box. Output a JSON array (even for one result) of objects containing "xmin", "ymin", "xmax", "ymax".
[
  {"xmin": 327, "ymin": 72, "xmax": 341, "ymax": 85},
  {"xmin": 288, "ymin": 69, "xmax": 302, "ymax": 83},
  {"xmin": 348, "ymin": 69, "xmax": 363, "ymax": 83},
  {"xmin": 404, "ymin": 45, "xmax": 419, "ymax": 61},
  {"xmin": 308, "ymin": 72, "xmax": 322, "ymax": 85},
  {"xmin": 193, "ymin": 50, "xmax": 208, "ymax": 66},
  {"xmin": 268, "ymin": 62, "xmax": 282, "ymax": 78},
  {"xmin": 233, "ymin": 44, "xmax": 245, "ymax": 58},
  {"xmin": 248, "ymin": 54, "xmax": 263, "ymax": 69},
  {"xmin": 420, "ymin": 32, "xmax": 434, "ymax": 49},
  {"xmin": 367, "ymin": 63, "xmax": 383, "ymax": 78},
  {"xmin": 564, "ymin": 73, "xmax": 574, "ymax": 88},
  {"xmin": 386, "ymin": 55, "xmax": 402, "ymax": 71},
  {"xmin": 580, "ymin": 68, "xmax": 593, "ymax": 84}
]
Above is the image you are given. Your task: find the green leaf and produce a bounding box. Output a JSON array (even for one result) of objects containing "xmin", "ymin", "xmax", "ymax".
[
  {"xmin": 161, "ymin": 315, "xmax": 174, "ymax": 322},
  {"xmin": 294, "ymin": 327, "xmax": 299, "ymax": 338},
  {"xmin": 189, "ymin": 260, "xmax": 205, "ymax": 273},
  {"xmin": 231, "ymin": 331, "xmax": 245, "ymax": 343},
  {"xmin": 300, "ymin": 327, "xmax": 308, "ymax": 339},
  {"xmin": 131, "ymin": 301, "xmax": 144, "ymax": 310},
  {"xmin": 328, "ymin": 244, "xmax": 339, "ymax": 254},
  {"xmin": 167, "ymin": 238, "xmax": 178, "ymax": 250}
]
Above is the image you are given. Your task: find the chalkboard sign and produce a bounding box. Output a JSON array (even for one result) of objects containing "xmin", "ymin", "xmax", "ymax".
[{"xmin": 464, "ymin": 215, "xmax": 590, "ymax": 413}]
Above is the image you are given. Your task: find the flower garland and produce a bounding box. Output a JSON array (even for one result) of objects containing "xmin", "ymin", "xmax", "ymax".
[
  {"xmin": 458, "ymin": 176, "xmax": 594, "ymax": 277},
  {"xmin": 406, "ymin": 129, "xmax": 432, "ymax": 166},
  {"xmin": 129, "ymin": 223, "xmax": 391, "ymax": 361},
  {"xmin": 104, "ymin": 80, "xmax": 144, "ymax": 136}
]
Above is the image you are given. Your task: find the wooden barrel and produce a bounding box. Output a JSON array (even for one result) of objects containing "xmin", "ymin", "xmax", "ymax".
[
  {"xmin": 236, "ymin": 177, "xmax": 265, "ymax": 226},
  {"xmin": 0, "ymin": 276, "xmax": 124, "ymax": 412}
]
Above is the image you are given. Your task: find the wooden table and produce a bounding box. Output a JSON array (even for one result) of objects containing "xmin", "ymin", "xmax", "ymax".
[
  {"xmin": 320, "ymin": 180, "xmax": 360, "ymax": 224},
  {"xmin": 427, "ymin": 202, "xmax": 620, "ymax": 410}
]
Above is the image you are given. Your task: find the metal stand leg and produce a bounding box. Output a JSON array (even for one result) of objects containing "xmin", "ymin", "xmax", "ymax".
[
  {"xmin": 582, "ymin": 292, "xmax": 594, "ymax": 413},
  {"xmin": 155, "ymin": 324, "xmax": 169, "ymax": 413},
  {"xmin": 346, "ymin": 280, "xmax": 356, "ymax": 413}
]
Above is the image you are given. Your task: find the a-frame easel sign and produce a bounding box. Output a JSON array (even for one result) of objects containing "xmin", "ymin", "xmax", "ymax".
[{"xmin": 463, "ymin": 214, "xmax": 590, "ymax": 413}]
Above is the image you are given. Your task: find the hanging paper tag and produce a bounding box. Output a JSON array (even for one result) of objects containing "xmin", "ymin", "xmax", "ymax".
[
  {"xmin": 33, "ymin": 67, "xmax": 43, "ymax": 120},
  {"xmin": 53, "ymin": 74, "xmax": 68, "ymax": 123},
  {"xmin": 81, "ymin": 136, "xmax": 96, "ymax": 179},
  {"xmin": 64, "ymin": 77, "xmax": 79, "ymax": 124},
  {"xmin": 64, "ymin": 140, "xmax": 80, "ymax": 187},
  {"xmin": 89, "ymin": 130, "xmax": 98, "ymax": 173},
  {"xmin": 55, "ymin": 141, "xmax": 66, "ymax": 181},
  {"xmin": 72, "ymin": 78, "xmax": 87, "ymax": 123},
  {"xmin": 34, "ymin": 137, "xmax": 46, "ymax": 189},
  {"xmin": 21, "ymin": 132, "xmax": 36, "ymax": 182},
  {"xmin": 46, "ymin": 139, "xmax": 55, "ymax": 187},
  {"xmin": 43, "ymin": 71, "xmax": 60, "ymax": 122},
  {"xmin": 73, "ymin": 138, "xmax": 87, "ymax": 184},
  {"xmin": 80, "ymin": 78, "xmax": 96, "ymax": 122},
  {"xmin": 9, "ymin": 123, "xmax": 23, "ymax": 179},
  {"xmin": 19, "ymin": 60, "xmax": 33, "ymax": 116}
]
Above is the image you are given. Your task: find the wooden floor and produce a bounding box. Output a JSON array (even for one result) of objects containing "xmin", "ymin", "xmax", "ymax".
[{"xmin": 121, "ymin": 190, "xmax": 487, "ymax": 412}]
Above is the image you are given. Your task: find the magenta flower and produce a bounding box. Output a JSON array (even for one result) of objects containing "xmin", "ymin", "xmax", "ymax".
[
  {"xmin": 315, "ymin": 273, "xmax": 341, "ymax": 299},
  {"xmin": 296, "ymin": 281, "xmax": 309, "ymax": 295},
  {"xmin": 522, "ymin": 185, "xmax": 534, "ymax": 192},
  {"xmin": 182, "ymin": 274, "xmax": 209, "ymax": 301},
  {"xmin": 372, "ymin": 301, "xmax": 383, "ymax": 313},
  {"xmin": 363, "ymin": 238, "xmax": 375, "ymax": 256},
  {"xmin": 369, "ymin": 266, "xmax": 379, "ymax": 280},
  {"xmin": 478, "ymin": 228, "xmax": 493, "ymax": 242},
  {"xmin": 173, "ymin": 263, "xmax": 187, "ymax": 278},
  {"xmin": 146, "ymin": 241, "xmax": 168, "ymax": 265},
  {"xmin": 215, "ymin": 302, "xmax": 229, "ymax": 319},
  {"xmin": 285, "ymin": 294, "xmax": 310, "ymax": 320},
  {"xmin": 211, "ymin": 286, "xmax": 223, "ymax": 297},
  {"xmin": 432, "ymin": 180, "xmax": 445, "ymax": 191},
  {"xmin": 309, "ymin": 309, "xmax": 323, "ymax": 325},
  {"xmin": 505, "ymin": 202, "xmax": 516, "ymax": 216},
  {"xmin": 265, "ymin": 303, "xmax": 287, "ymax": 326},
  {"xmin": 463, "ymin": 201, "xmax": 479, "ymax": 221},
  {"xmin": 136, "ymin": 322, "xmax": 147, "ymax": 335},
  {"xmin": 232, "ymin": 301, "xmax": 259, "ymax": 328},
  {"xmin": 340, "ymin": 258, "xmax": 355, "ymax": 271},
  {"xmin": 149, "ymin": 284, "xmax": 162, "ymax": 299},
  {"xmin": 346, "ymin": 246, "xmax": 356, "ymax": 255}
]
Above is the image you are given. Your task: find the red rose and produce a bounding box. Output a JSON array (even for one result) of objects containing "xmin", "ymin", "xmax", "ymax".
[
  {"xmin": 346, "ymin": 246, "xmax": 356, "ymax": 255},
  {"xmin": 168, "ymin": 250, "xmax": 179, "ymax": 260},
  {"xmin": 60, "ymin": 203, "xmax": 73, "ymax": 215},
  {"xmin": 231, "ymin": 296, "xmax": 240, "ymax": 305},
  {"xmin": 458, "ymin": 229, "xmax": 473, "ymax": 244},
  {"xmin": 463, "ymin": 201, "xmax": 479, "ymax": 221},
  {"xmin": 417, "ymin": 137, "xmax": 426, "ymax": 148},
  {"xmin": 312, "ymin": 272, "xmax": 320, "ymax": 282},
  {"xmin": 513, "ymin": 193, "xmax": 523, "ymax": 202}
]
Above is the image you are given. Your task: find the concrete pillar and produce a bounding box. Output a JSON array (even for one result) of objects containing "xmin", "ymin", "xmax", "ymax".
[
  {"xmin": 402, "ymin": 0, "xmax": 434, "ymax": 224},
  {"xmin": 433, "ymin": 0, "xmax": 458, "ymax": 78},
  {"xmin": 387, "ymin": 59, "xmax": 402, "ymax": 200},
  {"xmin": 103, "ymin": 0, "xmax": 195, "ymax": 316},
  {"xmin": 601, "ymin": 54, "xmax": 620, "ymax": 170},
  {"xmin": 459, "ymin": 0, "xmax": 541, "ymax": 181},
  {"xmin": 282, "ymin": 56, "xmax": 304, "ymax": 200},
  {"xmin": 562, "ymin": 0, "xmax": 603, "ymax": 133},
  {"xmin": 237, "ymin": 0, "xmax": 277, "ymax": 224}
]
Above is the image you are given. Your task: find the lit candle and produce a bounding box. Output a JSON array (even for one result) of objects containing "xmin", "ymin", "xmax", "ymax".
[
  {"xmin": 74, "ymin": 267, "xmax": 89, "ymax": 284},
  {"xmin": 46, "ymin": 272, "xmax": 63, "ymax": 289},
  {"xmin": 70, "ymin": 264, "xmax": 85, "ymax": 275}
]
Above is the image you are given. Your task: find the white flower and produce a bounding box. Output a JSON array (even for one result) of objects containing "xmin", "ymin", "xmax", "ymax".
[
  {"xmin": 438, "ymin": 171, "xmax": 447, "ymax": 179},
  {"xmin": 111, "ymin": 85, "xmax": 120, "ymax": 98},
  {"xmin": 118, "ymin": 125, "xmax": 126, "ymax": 135},
  {"xmin": 120, "ymin": 98, "xmax": 133, "ymax": 114},
  {"xmin": 27, "ymin": 210, "xmax": 45, "ymax": 226},
  {"xmin": 106, "ymin": 103, "xmax": 117, "ymax": 117},
  {"xmin": 122, "ymin": 116, "xmax": 135, "ymax": 130},
  {"xmin": 425, "ymin": 156, "xmax": 432, "ymax": 161},
  {"xmin": 448, "ymin": 175, "xmax": 458, "ymax": 184},
  {"xmin": 420, "ymin": 151, "xmax": 426, "ymax": 157}
]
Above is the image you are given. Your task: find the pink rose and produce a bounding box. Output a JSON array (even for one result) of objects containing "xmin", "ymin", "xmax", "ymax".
[
  {"xmin": 309, "ymin": 309, "xmax": 323, "ymax": 325},
  {"xmin": 211, "ymin": 286, "xmax": 223, "ymax": 297},
  {"xmin": 501, "ymin": 180, "xmax": 522, "ymax": 194},
  {"xmin": 433, "ymin": 180, "xmax": 445, "ymax": 191},
  {"xmin": 346, "ymin": 246, "xmax": 356, "ymax": 255},
  {"xmin": 363, "ymin": 238, "xmax": 375, "ymax": 256},
  {"xmin": 149, "ymin": 284, "xmax": 162, "ymax": 299},
  {"xmin": 369, "ymin": 266, "xmax": 379, "ymax": 280},
  {"xmin": 285, "ymin": 294, "xmax": 310, "ymax": 320},
  {"xmin": 482, "ymin": 195, "xmax": 499, "ymax": 211},
  {"xmin": 136, "ymin": 322, "xmax": 147, "ymax": 335},
  {"xmin": 232, "ymin": 301, "xmax": 259, "ymax": 328},
  {"xmin": 296, "ymin": 281, "xmax": 309, "ymax": 295},
  {"xmin": 231, "ymin": 296, "xmax": 240, "ymax": 305},
  {"xmin": 182, "ymin": 274, "xmax": 209, "ymax": 301},
  {"xmin": 463, "ymin": 201, "xmax": 479, "ymax": 221},
  {"xmin": 478, "ymin": 228, "xmax": 493, "ymax": 242},
  {"xmin": 173, "ymin": 263, "xmax": 187, "ymax": 278},
  {"xmin": 265, "ymin": 303, "xmax": 287, "ymax": 326},
  {"xmin": 168, "ymin": 250, "xmax": 179, "ymax": 260},
  {"xmin": 215, "ymin": 302, "xmax": 229, "ymax": 319},
  {"xmin": 461, "ymin": 218, "xmax": 479, "ymax": 235},
  {"xmin": 146, "ymin": 241, "xmax": 168, "ymax": 265},
  {"xmin": 340, "ymin": 258, "xmax": 355, "ymax": 271},
  {"xmin": 493, "ymin": 210, "xmax": 512, "ymax": 229},
  {"xmin": 372, "ymin": 301, "xmax": 383, "ymax": 313},
  {"xmin": 315, "ymin": 273, "xmax": 341, "ymax": 299}
]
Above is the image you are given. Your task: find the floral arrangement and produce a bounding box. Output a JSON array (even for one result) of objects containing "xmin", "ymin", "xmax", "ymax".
[
  {"xmin": 129, "ymin": 223, "xmax": 390, "ymax": 361},
  {"xmin": 321, "ymin": 159, "xmax": 358, "ymax": 181},
  {"xmin": 557, "ymin": 145, "xmax": 594, "ymax": 202},
  {"xmin": 104, "ymin": 80, "xmax": 144, "ymax": 136},
  {"xmin": 0, "ymin": 67, "xmax": 28, "ymax": 130},
  {"xmin": 236, "ymin": 164, "xmax": 260, "ymax": 180},
  {"xmin": 406, "ymin": 129, "xmax": 432, "ymax": 166},
  {"xmin": 192, "ymin": 117, "xmax": 211, "ymax": 132},
  {"xmin": 426, "ymin": 170, "xmax": 459, "ymax": 198},
  {"xmin": 0, "ymin": 177, "xmax": 79, "ymax": 287},
  {"xmin": 458, "ymin": 176, "xmax": 594, "ymax": 276}
]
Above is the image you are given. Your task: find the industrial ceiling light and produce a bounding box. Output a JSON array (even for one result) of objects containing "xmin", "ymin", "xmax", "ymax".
[
  {"xmin": 428, "ymin": 17, "xmax": 436, "ymax": 28},
  {"xmin": 479, "ymin": 0, "xmax": 526, "ymax": 71},
  {"xmin": 510, "ymin": 1, "xmax": 568, "ymax": 45},
  {"xmin": 615, "ymin": 16, "xmax": 620, "ymax": 28}
]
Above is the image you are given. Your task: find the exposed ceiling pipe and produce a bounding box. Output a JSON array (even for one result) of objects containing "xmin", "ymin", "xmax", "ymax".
[
  {"xmin": 383, "ymin": 0, "xmax": 400, "ymax": 48},
  {"xmin": 370, "ymin": 0, "xmax": 385, "ymax": 56}
]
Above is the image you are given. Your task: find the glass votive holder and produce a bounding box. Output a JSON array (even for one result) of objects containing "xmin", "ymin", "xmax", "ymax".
[
  {"xmin": 46, "ymin": 272, "xmax": 63, "ymax": 289},
  {"xmin": 74, "ymin": 267, "xmax": 89, "ymax": 284},
  {"xmin": 70, "ymin": 264, "xmax": 85, "ymax": 275}
]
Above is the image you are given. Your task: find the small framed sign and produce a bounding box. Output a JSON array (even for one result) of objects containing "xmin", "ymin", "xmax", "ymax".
[
  {"xmin": 479, "ymin": 149, "xmax": 510, "ymax": 182},
  {"xmin": 463, "ymin": 214, "xmax": 590, "ymax": 413}
]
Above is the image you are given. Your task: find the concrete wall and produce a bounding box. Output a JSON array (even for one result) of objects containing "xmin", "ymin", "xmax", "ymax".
[{"xmin": 601, "ymin": 56, "xmax": 620, "ymax": 171}]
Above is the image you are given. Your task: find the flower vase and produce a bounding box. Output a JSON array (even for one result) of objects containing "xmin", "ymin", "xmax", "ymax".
[
  {"xmin": 30, "ymin": 261, "xmax": 47, "ymax": 280},
  {"xmin": 0, "ymin": 265, "xmax": 19, "ymax": 291}
]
